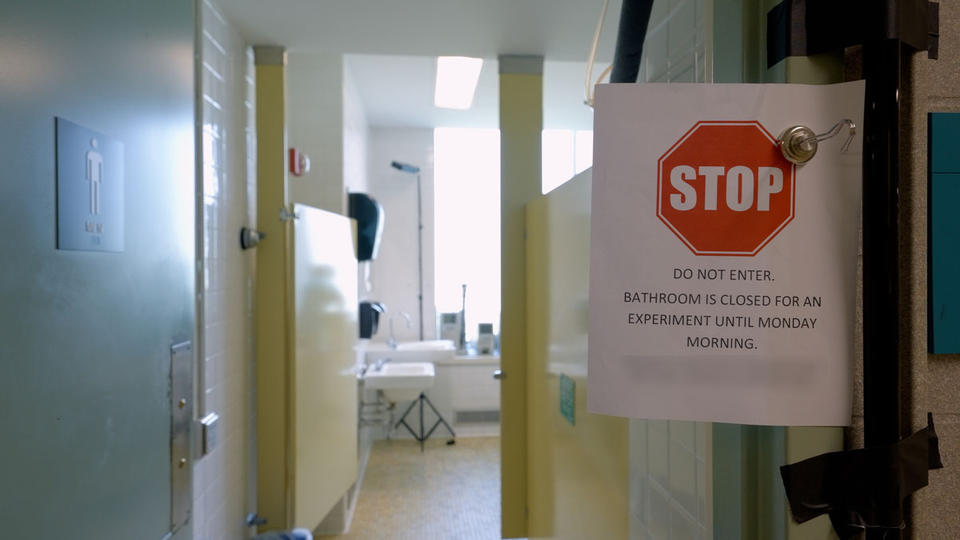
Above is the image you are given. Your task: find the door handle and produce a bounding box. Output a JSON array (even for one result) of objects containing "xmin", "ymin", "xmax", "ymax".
[{"xmin": 493, "ymin": 369, "xmax": 505, "ymax": 380}]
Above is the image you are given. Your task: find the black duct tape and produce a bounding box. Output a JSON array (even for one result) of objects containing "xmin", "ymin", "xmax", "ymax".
[
  {"xmin": 767, "ymin": 0, "xmax": 935, "ymax": 67},
  {"xmin": 766, "ymin": 0, "xmax": 867, "ymax": 68},
  {"xmin": 780, "ymin": 413, "xmax": 943, "ymax": 538}
]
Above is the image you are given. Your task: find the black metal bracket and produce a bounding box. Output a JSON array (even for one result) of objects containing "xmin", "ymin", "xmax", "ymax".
[
  {"xmin": 928, "ymin": 2, "xmax": 940, "ymax": 59},
  {"xmin": 767, "ymin": 0, "xmax": 940, "ymax": 67}
]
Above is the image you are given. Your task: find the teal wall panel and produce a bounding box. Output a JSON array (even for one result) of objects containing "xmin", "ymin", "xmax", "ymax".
[
  {"xmin": 931, "ymin": 113, "xmax": 960, "ymax": 174},
  {"xmin": 929, "ymin": 113, "xmax": 960, "ymax": 353},
  {"xmin": 930, "ymin": 172, "xmax": 960, "ymax": 353}
]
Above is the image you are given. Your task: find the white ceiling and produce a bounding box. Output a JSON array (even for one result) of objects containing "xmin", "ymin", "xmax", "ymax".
[
  {"xmin": 345, "ymin": 54, "xmax": 500, "ymax": 129},
  {"xmin": 220, "ymin": 0, "xmax": 622, "ymax": 129},
  {"xmin": 346, "ymin": 55, "xmax": 598, "ymax": 130},
  {"xmin": 220, "ymin": 0, "xmax": 621, "ymax": 60}
]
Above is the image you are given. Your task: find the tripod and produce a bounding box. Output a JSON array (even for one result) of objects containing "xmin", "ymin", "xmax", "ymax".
[{"xmin": 394, "ymin": 392, "xmax": 456, "ymax": 452}]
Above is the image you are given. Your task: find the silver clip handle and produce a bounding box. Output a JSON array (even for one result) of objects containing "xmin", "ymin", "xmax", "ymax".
[{"xmin": 778, "ymin": 118, "xmax": 856, "ymax": 165}]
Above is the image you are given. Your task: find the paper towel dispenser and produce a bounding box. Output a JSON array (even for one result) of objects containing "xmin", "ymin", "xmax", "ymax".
[
  {"xmin": 348, "ymin": 193, "xmax": 384, "ymax": 261},
  {"xmin": 359, "ymin": 301, "xmax": 385, "ymax": 339}
]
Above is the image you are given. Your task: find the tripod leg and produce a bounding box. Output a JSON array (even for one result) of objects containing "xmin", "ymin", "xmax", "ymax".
[
  {"xmin": 394, "ymin": 398, "xmax": 418, "ymax": 429},
  {"xmin": 421, "ymin": 392, "xmax": 456, "ymax": 438},
  {"xmin": 419, "ymin": 392, "xmax": 425, "ymax": 452}
]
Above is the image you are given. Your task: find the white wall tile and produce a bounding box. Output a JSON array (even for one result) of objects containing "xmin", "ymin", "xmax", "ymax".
[
  {"xmin": 194, "ymin": 0, "xmax": 256, "ymax": 538},
  {"xmin": 629, "ymin": 1, "xmax": 712, "ymax": 537},
  {"xmin": 648, "ymin": 483, "xmax": 671, "ymax": 539},
  {"xmin": 645, "ymin": 27, "xmax": 670, "ymax": 82},
  {"xmin": 651, "ymin": 0, "xmax": 671, "ymax": 26},
  {"xmin": 668, "ymin": 0, "xmax": 697, "ymax": 56},
  {"xmin": 696, "ymin": 458, "xmax": 707, "ymax": 522},
  {"xmin": 670, "ymin": 506, "xmax": 700, "ymax": 540},
  {"xmin": 669, "ymin": 440, "xmax": 698, "ymax": 517},
  {"xmin": 694, "ymin": 422, "xmax": 707, "ymax": 460},
  {"xmin": 648, "ymin": 421, "xmax": 670, "ymax": 490},
  {"xmin": 671, "ymin": 419, "xmax": 696, "ymax": 451}
]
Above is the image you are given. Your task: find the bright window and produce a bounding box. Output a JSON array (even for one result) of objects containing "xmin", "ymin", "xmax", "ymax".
[
  {"xmin": 541, "ymin": 129, "xmax": 593, "ymax": 194},
  {"xmin": 433, "ymin": 128, "xmax": 501, "ymax": 343}
]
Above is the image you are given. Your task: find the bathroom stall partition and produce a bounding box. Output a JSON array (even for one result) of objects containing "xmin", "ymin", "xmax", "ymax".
[
  {"xmin": 525, "ymin": 168, "xmax": 718, "ymax": 539},
  {"xmin": 525, "ymin": 170, "xmax": 632, "ymax": 539},
  {"xmin": 254, "ymin": 46, "xmax": 358, "ymax": 530},
  {"xmin": 255, "ymin": 202, "xmax": 359, "ymax": 532},
  {"xmin": 255, "ymin": 51, "xmax": 360, "ymax": 532}
]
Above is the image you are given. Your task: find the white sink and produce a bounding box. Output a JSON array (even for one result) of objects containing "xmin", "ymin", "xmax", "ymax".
[
  {"xmin": 364, "ymin": 361, "xmax": 435, "ymax": 402},
  {"xmin": 364, "ymin": 340, "xmax": 455, "ymax": 364}
]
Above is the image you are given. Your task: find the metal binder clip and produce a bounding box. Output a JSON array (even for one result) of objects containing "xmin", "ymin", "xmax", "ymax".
[{"xmin": 778, "ymin": 119, "xmax": 856, "ymax": 165}]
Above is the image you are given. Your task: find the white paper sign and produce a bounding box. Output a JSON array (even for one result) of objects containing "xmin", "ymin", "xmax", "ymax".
[{"xmin": 587, "ymin": 82, "xmax": 864, "ymax": 426}]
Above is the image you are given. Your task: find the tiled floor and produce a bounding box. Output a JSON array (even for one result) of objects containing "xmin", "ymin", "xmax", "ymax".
[{"xmin": 322, "ymin": 437, "xmax": 501, "ymax": 540}]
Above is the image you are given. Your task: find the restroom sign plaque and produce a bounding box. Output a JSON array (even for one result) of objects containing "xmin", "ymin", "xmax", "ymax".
[
  {"xmin": 587, "ymin": 82, "xmax": 865, "ymax": 426},
  {"xmin": 56, "ymin": 117, "xmax": 125, "ymax": 252}
]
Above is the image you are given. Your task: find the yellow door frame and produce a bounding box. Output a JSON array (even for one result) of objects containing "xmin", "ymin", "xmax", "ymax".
[{"xmin": 499, "ymin": 54, "xmax": 544, "ymax": 538}]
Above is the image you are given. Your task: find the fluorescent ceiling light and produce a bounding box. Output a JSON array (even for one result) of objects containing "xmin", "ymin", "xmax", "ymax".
[{"xmin": 434, "ymin": 56, "xmax": 483, "ymax": 110}]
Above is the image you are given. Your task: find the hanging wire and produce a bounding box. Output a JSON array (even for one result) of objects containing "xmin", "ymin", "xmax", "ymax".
[
  {"xmin": 778, "ymin": 118, "xmax": 857, "ymax": 165},
  {"xmin": 595, "ymin": 63, "xmax": 614, "ymax": 90},
  {"xmin": 815, "ymin": 118, "xmax": 857, "ymax": 153},
  {"xmin": 584, "ymin": 0, "xmax": 611, "ymax": 107}
]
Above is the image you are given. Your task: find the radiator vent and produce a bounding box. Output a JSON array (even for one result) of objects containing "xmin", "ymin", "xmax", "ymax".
[{"xmin": 455, "ymin": 410, "xmax": 500, "ymax": 424}]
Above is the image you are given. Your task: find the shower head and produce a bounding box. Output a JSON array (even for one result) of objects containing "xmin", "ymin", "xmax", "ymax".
[{"xmin": 390, "ymin": 161, "xmax": 420, "ymax": 174}]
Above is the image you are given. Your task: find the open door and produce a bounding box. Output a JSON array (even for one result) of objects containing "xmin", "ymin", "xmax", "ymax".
[{"xmin": 0, "ymin": 1, "xmax": 196, "ymax": 538}]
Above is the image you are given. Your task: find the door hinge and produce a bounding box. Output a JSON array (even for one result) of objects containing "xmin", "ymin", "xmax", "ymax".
[
  {"xmin": 279, "ymin": 208, "xmax": 299, "ymax": 222},
  {"xmin": 246, "ymin": 512, "xmax": 267, "ymax": 527}
]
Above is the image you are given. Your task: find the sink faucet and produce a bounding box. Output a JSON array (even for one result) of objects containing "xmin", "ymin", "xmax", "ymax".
[
  {"xmin": 374, "ymin": 357, "xmax": 391, "ymax": 371},
  {"xmin": 386, "ymin": 311, "xmax": 412, "ymax": 349}
]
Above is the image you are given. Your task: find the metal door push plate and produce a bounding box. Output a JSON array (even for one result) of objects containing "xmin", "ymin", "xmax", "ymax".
[{"xmin": 170, "ymin": 341, "xmax": 193, "ymax": 532}]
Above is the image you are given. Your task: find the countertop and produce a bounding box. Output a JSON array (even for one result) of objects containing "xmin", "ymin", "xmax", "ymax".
[{"xmin": 436, "ymin": 353, "xmax": 500, "ymax": 366}]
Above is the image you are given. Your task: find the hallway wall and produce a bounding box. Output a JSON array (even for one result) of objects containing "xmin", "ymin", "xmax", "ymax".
[
  {"xmin": 901, "ymin": 3, "xmax": 960, "ymax": 535},
  {"xmin": 194, "ymin": 1, "xmax": 258, "ymax": 538},
  {"xmin": 286, "ymin": 53, "xmax": 369, "ymax": 215},
  {"xmin": 365, "ymin": 127, "xmax": 437, "ymax": 343},
  {"xmin": 836, "ymin": 4, "xmax": 960, "ymax": 537},
  {"xmin": 343, "ymin": 63, "xmax": 370, "ymax": 197}
]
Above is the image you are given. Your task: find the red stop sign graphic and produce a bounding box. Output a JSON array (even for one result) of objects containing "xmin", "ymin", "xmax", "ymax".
[{"xmin": 657, "ymin": 121, "xmax": 796, "ymax": 256}]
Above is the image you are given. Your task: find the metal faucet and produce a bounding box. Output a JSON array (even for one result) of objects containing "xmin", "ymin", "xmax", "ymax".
[
  {"xmin": 374, "ymin": 357, "xmax": 391, "ymax": 371},
  {"xmin": 386, "ymin": 311, "xmax": 412, "ymax": 349}
]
